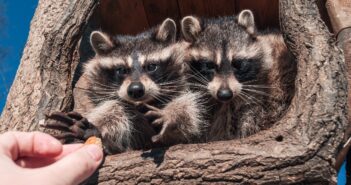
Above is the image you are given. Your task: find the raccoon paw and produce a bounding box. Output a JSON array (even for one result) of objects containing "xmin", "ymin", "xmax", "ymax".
[
  {"xmin": 41, "ymin": 111, "xmax": 101, "ymax": 143},
  {"xmin": 144, "ymin": 104, "xmax": 179, "ymax": 144}
]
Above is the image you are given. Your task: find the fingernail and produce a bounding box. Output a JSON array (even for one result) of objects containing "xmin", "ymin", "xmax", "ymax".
[
  {"xmin": 50, "ymin": 139, "xmax": 61, "ymax": 148},
  {"xmin": 40, "ymin": 138, "xmax": 61, "ymax": 153},
  {"xmin": 84, "ymin": 145, "xmax": 103, "ymax": 161}
]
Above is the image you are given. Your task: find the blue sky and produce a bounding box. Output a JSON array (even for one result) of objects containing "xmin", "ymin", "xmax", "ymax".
[
  {"xmin": 0, "ymin": 0, "xmax": 37, "ymax": 110},
  {"xmin": 0, "ymin": 0, "xmax": 347, "ymax": 184}
]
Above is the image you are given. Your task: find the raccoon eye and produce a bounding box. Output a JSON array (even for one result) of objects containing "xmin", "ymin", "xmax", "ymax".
[
  {"xmin": 116, "ymin": 67, "xmax": 128, "ymax": 76},
  {"xmin": 232, "ymin": 59, "xmax": 250, "ymax": 73},
  {"xmin": 146, "ymin": 63, "xmax": 159, "ymax": 73},
  {"xmin": 201, "ymin": 62, "xmax": 216, "ymax": 71}
]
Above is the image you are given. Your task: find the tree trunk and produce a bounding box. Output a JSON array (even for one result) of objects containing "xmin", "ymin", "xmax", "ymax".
[{"xmin": 0, "ymin": 0, "xmax": 347, "ymax": 184}]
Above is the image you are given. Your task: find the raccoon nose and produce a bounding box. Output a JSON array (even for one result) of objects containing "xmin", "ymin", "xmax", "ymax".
[
  {"xmin": 217, "ymin": 89, "xmax": 233, "ymax": 102},
  {"xmin": 127, "ymin": 82, "xmax": 145, "ymax": 99}
]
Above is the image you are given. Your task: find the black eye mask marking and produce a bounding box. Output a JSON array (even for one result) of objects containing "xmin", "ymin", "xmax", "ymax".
[
  {"xmin": 231, "ymin": 58, "xmax": 261, "ymax": 82},
  {"xmin": 145, "ymin": 58, "xmax": 179, "ymax": 83},
  {"xmin": 190, "ymin": 60, "xmax": 216, "ymax": 81},
  {"xmin": 115, "ymin": 66, "xmax": 129, "ymax": 76},
  {"xmin": 96, "ymin": 64, "xmax": 130, "ymax": 87}
]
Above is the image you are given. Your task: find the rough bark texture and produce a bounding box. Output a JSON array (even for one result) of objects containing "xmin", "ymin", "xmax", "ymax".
[
  {"xmin": 326, "ymin": 0, "xmax": 351, "ymax": 174},
  {"xmin": 0, "ymin": 0, "xmax": 97, "ymax": 132},
  {"xmin": 0, "ymin": 0, "xmax": 347, "ymax": 184}
]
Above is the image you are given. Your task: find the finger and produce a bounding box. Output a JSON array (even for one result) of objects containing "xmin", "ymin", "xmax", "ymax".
[
  {"xmin": 15, "ymin": 144, "xmax": 83, "ymax": 168},
  {"xmin": 41, "ymin": 120, "xmax": 70, "ymax": 131},
  {"xmin": 70, "ymin": 125, "xmax": 85, "ymax": 137},
  {"xmin": 16, "ymin": 156, "xmax": 57, "ymax": 168},
  {"xmin": 151, "ymin": 123, "xmax": 168, "ymax": 143},
  {"xmin": 81, "ymin": 118, "xmax": 92, "ymax": 128},
  {"xmin": 143, "ymin": 104, "xmax": 161, "ymax": 111},
  {"xmin": 39, "ymin": 144, "xmax": 103, "ymax": 185},
  {"xmin": 151, "ymin": 134, "xmax": 162, "ymax": 143},
  {"xmin": 52, "ymin": 133, "xmax": 81, "ymax": 140},
  {"xmin": 67, "ymin": 112, "xmax": 83, "ymax": 120},
  {"xmin": 47, "ymin": 112, "xmax": 75, "ymax": 125},
  {"xmin": 0, "ymin": 131, "xmax": 62, "ymax": 160},
  {"xmin": 152, "ymin": 118, "xmax": 164, "ymax": 126},
  {"xmin": 145, "ymin": 110, "xmax": 162, "ymax": 118},
  {"xmin": 74, "ymin": 121, "xmax": 87, "ymax": 129}
]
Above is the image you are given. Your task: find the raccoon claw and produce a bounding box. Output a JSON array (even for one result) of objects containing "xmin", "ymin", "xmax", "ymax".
[
  {"xmin": 152, "ymin": 118, "xmax": 164, "ymax": 126},
  {"xmin": 151, "ymin": 120, "xmax": 178, "ymax": 143},
  {"xmin": 45, "ymin": 111, "xmax": 76, "ymax": 125},
  {"xmin": 145, "ymin": 110, "xmax": 162, "ymax": 118},
  {"xmin": 151, "ymin": 134, "xmax": 162, "ymax": 143},
  {"xmin": 52, "ymin": 132, "xmax": 81, "ymax": 140},
  {"xmin": 143, "ymin": 104, "xmax": 161, "ymax": 111},
  {"xmin": 42, "ymin": 111, "xmax": 100, "ymax": 143}
]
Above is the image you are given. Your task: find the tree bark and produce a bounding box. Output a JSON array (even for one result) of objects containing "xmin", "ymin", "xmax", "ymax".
[
  {"xmin": 0, "ymin": 0, "xmax": 97, "ymax": 132},
  {"xmin": 0, "ymin": 0, "xmax": 347, "ymax": 184}
]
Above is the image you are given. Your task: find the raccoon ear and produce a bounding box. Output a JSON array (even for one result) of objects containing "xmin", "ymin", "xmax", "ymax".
[
  {"xmin": 181, "ymin": 16, "xmax": 202, "ymax": 42},
  {"xmin": 156, "ymin": 18, "xmax": 177, "ymax": 42},
  {"xmin": 90, "ymin": 31, "xmax": 115, "ymax": 55},
  {"xmin": 237, "ymin": 10, "xmax": 257, "ymax": 37}
]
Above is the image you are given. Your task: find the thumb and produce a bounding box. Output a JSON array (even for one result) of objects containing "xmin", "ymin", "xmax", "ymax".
[{"xmin": 39, "ymin": 144, "xmax": 103, "ymax": 185}]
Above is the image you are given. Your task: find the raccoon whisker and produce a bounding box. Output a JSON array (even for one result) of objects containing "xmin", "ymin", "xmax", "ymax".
[
  {"xmin": 190, "ymin": 72, "xmax": 209, "ymax": 85},
  {"xmin": 187, "ymin": 83, "xmax": 208, "ymax": 91},
  {"xmin": 159, "ymin": 95, "xmax": 178, "ymax": 101},
  {"xmin": 240, "ymin": 91, "xmax": 270, "ymax": 111},
  {"xmin": 93, "ymin": 82, "xmax": 117, "ymax": 89},
  {"xmin": 160, "ymin": 87, "xmax": 186, "ymax": 92},
  {"xmin": 90, "ymin": 80, "xmax": 120, "ymax": 89},
  {"xmin": 151, "ymin": 94, "xmax": 168, "ymax": 105},
  {"xmin": 242, "ymin": 88, "xmax": 279, "ymax": 99},
  {"xmin": 241, "ymin": 79, "xmax": 261, "ymax": 85},
  {"xmin": 160, "ymin": 88, "xmax": 182, "ymax": 93},
  {"xmin": 187, "ymin": 83, "xmax": 207, "ymax": 88},
  {"xmin": 75, "ymin": 86, "xmax": 115, "ymax": 92},
  {"xmin": 89, "ymin": 93, "xmax": 119, "ymax": 101},
  {"xmin": 187, "ymin": 65, "xmax": 209, "ymax": 84},
  {"xmin": 236, "ymin": 94, "xmax": 246, "ymax": 103},
  {"xmin": 155, "ymin": 76, "xmax": 174, "ymax": 83},
  {"xmin": 236, "ymin": 93, "xmax": 251, "ymax": 105},
  {"xmin": 159, "ymin": 83, "xmax": 188, "ymax": 88},
  {"xmin": 185, "ymin": 75, "xmax": 208, "ymax": 86},
  {"xmin": 159, "ymin": 92, "xmax": 178, "ymax": 97},
  {"xmin": 88, "ymin": 86, "xmax": 119, "ymax": 94},
  {"xmin": 74, "ymin": 87, "xmax": 117, "ymax": 95},
  {"xmin": 158, "ymin": 78, "xmax": 185, "ymax": 84},
  {"xmin": 160, "ymin": 84, "xmax": 188, "ymax": 89},
  {"xmin": 90, "ymin": 87, "xmax": 117, "ymax": 93},
  {"xmin": 189, "ymin": 75, "xmax": 209, "ymax": 86},
  {"xmin": 158, "ymin": 81, "xmax": 182, "ymax": 86},
  {"xmin": 86, "ymin": 90, "xmax": 118, "ymax": 97},
  {"xmin": 242, "ymin": 84, "xmax": 276, "ymax": 89},
  {"xmin": 154, "ymin": 71, "xmax": 180, "ymax": 83},
  {"xmin": 239, "ymin": 91, "xmax": 263, "ymax": 107},
  {"xmin": 241, "ymin": 91, "xmax": 264, "ymax": 106},
  {"xmin": 89, "ymin": 96, "xmax": 114, "ymax": 103},
  {"xmin": 159, "ymin": 83, "xmax": 186, "ymax": 88}
]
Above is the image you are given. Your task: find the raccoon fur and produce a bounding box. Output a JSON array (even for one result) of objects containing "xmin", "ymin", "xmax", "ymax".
[
  {"xmin": 180, "ymin": 10, "xmax": 296, "ymax": 141},
  {"xmin": 44, "ymin": 18, "xmax": 206, "ymax": 154}
]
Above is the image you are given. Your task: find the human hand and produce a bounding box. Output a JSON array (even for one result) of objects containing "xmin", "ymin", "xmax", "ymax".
[{"xmin": 0, "ymin": 131, "xmax": 103, "ymax": 185}]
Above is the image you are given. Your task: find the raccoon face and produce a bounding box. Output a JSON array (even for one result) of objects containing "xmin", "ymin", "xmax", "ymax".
[
  {"xmin": 181, "ymin": 10, "xmax": 272, "ymax": 103},
  {"xmin": 84, "ymin": 18, "xmax": 185, "ymax": 104}
]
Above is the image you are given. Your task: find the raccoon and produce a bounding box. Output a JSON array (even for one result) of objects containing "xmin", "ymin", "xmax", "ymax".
[
  {"xmin": 43, "ymin": 18, "xmax": 205, "ymax": 154},
  {"xmin": 180, "ymin": 10, "xmax": 296, "ymax": 141}
]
